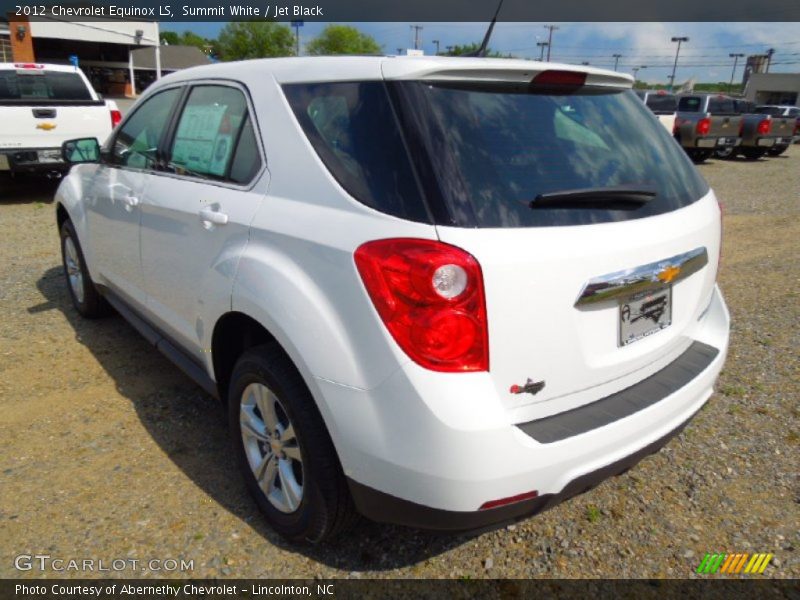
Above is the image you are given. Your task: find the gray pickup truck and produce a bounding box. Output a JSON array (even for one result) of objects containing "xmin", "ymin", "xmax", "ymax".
[
  {"xmin": 754, "ymin": 104, "xmax": 800, "ymax": 155},
  {"xmin": 714, "ymin": 99, "xmax": 796, "ymax": 160},
  {"xmin": 675, "ymin": 93, "xmax": 744, "ymax": 163}
]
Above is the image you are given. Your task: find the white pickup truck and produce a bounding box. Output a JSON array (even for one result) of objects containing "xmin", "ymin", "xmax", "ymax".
[{"xmin": 0, "ymin": 62, "xmax": 120, "ymax": 177}]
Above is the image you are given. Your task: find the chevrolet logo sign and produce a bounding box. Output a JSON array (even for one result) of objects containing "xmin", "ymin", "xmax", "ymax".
[
  {"xmin": 36, "ymin": 122, "xmax": 57, "ymax": 131},
  {"xmin": 657, "ymin": 265, "xmax": 682, "ymax": 284}
]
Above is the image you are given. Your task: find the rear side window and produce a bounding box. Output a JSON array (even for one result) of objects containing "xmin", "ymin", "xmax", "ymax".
[
  {"xmin": 644, "ymin": 93, "xmax": 677, "ymax": 113},
  {"xmin": 393, "ymin": 82, "xmax": 709, "ymax": 228},
  {"xmin": 282, "ymin": 82, "xmax": 429, "ymax": 223},
  {"xmin": 167, "ymin": 85, "xmax": 260, "ymax": 183},
  {"xmin": 0, "ymin": 70, "xmax": 93, "ymax": 102}
]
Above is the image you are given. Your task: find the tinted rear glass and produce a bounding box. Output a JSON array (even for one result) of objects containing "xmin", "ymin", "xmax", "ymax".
[
  {"xmin": 754, "ymin": 106, "xmax": 783, "ymax": 116},
  {"xmin": 283, "ymin": 81, "xmax": 429, "ymax": 223},
  {"xmin": 0, "ymin": 70, "xmax": 93, "ymax": 102},
  {"xmin": 644, "ymin": 93, "xmax": 677, "ymax": 113},
  {"xmin": 393, "ymin": 82, "xmax": 708, "ymax": 228},
  {"xmin": 678, "ymin": 96, "xmax": 702, "ymax": 112},
  {"xmin": 707, "ymin": 97, "xmax": 737, "ymax": 114}
]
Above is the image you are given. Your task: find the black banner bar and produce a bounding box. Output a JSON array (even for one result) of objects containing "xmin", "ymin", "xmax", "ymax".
[{"xmin": 2, "ymin": 0, "xmax": 800, "ymax": 22}]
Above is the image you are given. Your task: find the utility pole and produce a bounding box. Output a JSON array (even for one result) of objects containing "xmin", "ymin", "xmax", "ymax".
[
  {"xmin": 410, "ymin": 25, "xmax": 423, "ymax": 51},
  {"xmin": 612, "ymin": 53, "xmax": 622, "ymax": 71},
  {"xmin": 536, "ymin": 41, "xmax": 549, "ymax": 61},
  {"xmin": 728, "ymin": 53, "xmax": 744, "ymax": 92},
  {"xmin": 669, "ymin": 36, "xmax": 689, "ymax": 91},
  {"xmin": 543, "ymin": 25, "xmax": 559, "ymax": 61},
  {"xmin": 432, "ymin": 39, "xmax": 440, "ymax": 55},
  {"xmin": 632, "ymin": 65, "xmax": 647, "ymax": 85},
  {"xmin": 765, "ymin": 48, "xmax": 775, "ymax": 72},
  {"xmin": 291, "ymin": 20, "xmax": 303, "ymax": 57}
]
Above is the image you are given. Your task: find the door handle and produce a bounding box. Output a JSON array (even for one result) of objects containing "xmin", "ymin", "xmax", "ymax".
[
  {"xmin": 124, "ymin": 195, "xmax": 139, "ymax": 207},
  {"xmin": 199, "ymin": 207, "xmax": 229, "ymax": 226}
]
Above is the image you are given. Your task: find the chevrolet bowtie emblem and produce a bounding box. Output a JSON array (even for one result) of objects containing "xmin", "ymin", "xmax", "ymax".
[
  {"xmin": 657, "ymin": 265, "xmax": 681, "ymax": 284},
  {"xmin": 36, "ymin": 122, "xmax": 57, "ymax": 131}
]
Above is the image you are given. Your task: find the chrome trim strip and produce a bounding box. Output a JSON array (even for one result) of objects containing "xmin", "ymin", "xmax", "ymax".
[{"xmin": 575, "ymin": 247, "xmax": 708, "ymax": 306}]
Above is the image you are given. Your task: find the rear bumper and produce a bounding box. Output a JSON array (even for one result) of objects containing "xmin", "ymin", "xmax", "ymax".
[
  {"xmin": 0, "ymin": 148, "xmax": 66, "ymax": 173},
  {"xmin": 320, "ymin": 285, "xmax": 729, "ymax": 530}
]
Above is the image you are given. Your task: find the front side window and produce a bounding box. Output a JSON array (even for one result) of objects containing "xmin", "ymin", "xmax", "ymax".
[
  {"xmin": 166, "ymin": 85, "xmax": 260, "ymax": 183},
  {"xmin": 111, "ymin": 88, "xmax": 181, "ymax": 169}
]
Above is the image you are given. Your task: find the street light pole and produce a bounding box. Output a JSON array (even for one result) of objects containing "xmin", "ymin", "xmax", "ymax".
[
  {"xmin": 543, "ymin": 25, "xmax": 559, "ymax": 61},
  {"xmin": 536, "ymin": 41, "xmax": 549, "ymax": 61},
  {"xmin": 432, "ymin": 39, "xmax": 440, "ymax": 55},
  {"xmin": 669, "ymin": 36, "xmax": 689, "ymax": 91},
  {"xmin": 612, "ymin": 53, "xmax": 622, "ymax": 71},
  {"xmin": 728, "ymin": 53, "xmax": 744, "ymax": 93},
  {"xmin": 632, "ymin": 65, "xmax": 647, "ymax": 85}
]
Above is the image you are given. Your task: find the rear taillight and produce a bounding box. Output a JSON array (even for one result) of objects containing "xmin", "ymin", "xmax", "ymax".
[
  {"xmin": 757, "ymin": 118, "xmax": 771, "ymax": 135},
  {"xmin": 531, "ymin": 70, "xmax": 587, "ymax": 87},
  {"xmin": 696, "ymin": 117, "xmax": 711, "ymax": 136},
  {"xmin": 354, "ymin": 238, "xmax": 489, "ymax": 372},
  {"xmin": 673, "ymin": 117, "xmax": 684, "ymax": 135},
  {"xmin": 14, "ymin": 63, "xmax": 44, "ymax": 69},
  {"xmin": 739, "ymin": 120, "xmax": 744, "ymax": 136},
  {"xmin": 110, "ymin": 109, "xmax": 122, "ymax": 128}
]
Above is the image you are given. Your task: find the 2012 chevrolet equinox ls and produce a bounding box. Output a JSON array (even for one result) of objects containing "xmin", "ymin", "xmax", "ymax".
[{"xmin": 54, "ymin": 56, "xmax": 730, "ymax": 543}]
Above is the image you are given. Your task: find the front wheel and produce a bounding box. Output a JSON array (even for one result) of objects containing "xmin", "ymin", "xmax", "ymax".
[
  {"xmin": 228, "ymin": 343, "xmax": 357, "ymax": 543},
  {"xmin": 60, "ymin": 219, "xmax": 110, "ymax": 318}
]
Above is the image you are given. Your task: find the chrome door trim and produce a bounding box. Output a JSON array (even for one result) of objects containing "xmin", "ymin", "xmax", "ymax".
[{"xmin": 575, "ymin": 247, "xmax": 708, "ymax": 306}]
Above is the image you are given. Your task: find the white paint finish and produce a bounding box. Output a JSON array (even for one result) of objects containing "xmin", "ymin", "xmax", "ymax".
[{"xmin": 0, "ymin": 64, "xmax": 113, "ymax": 150}]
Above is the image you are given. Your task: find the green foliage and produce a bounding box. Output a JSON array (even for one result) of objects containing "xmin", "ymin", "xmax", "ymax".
[
  {"xmin": 441, "ymin": 42, "xmax": 511, "ymax": 58},
  {"xmin": 586, "ymin": 504, "xmax": 601, "ymax": 523},
  {"xmin": 216, "ymin": 22, "xmax": 295, "ymax": 61},
  {"xmin": 305, "ymin": 25, "xmax": 382, "ymax": 56}
]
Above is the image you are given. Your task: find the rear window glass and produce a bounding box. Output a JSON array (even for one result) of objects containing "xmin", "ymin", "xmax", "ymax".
[
  {"xmin": 393, "ymin": 82, "xmax": 709, "ymax": 228},
  {"xmin": 707, "ymin": 97, "xmax": 736, "ymax": 114},
  {"xmin": 678, "ymin": 96, "xmax": 702, "ymax": 112},
  {"xmin": 644, "ymin": 92, "xmax": 677, "ymax": 113},
  {"xmin": 0, "ymin": 69, "xmax": 93, "ymax": 102},
  {"xmin": 282, "ymin": 81, "xmax": 429, "ymax": 223},
  {"xmin": 754, "ymin": 106, "xmax": 783, "ymax": 116}
]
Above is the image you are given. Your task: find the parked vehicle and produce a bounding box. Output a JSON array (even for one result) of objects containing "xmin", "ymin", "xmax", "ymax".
[
  {"xmin": 54, "ymin": 57, "xmax": 730, "ymax": 542},
  {"xmin": 754, "ymin": 104, "xmax": 800, "ymax": 154},
  {"xmin": 635, "ymin": 89, "xmax": 678, "ymax": 133},
  {"xmin": 0, "ymin": 62, "xmax": 120, "ymax": 178},
  {"xmin": 675, "ymin": 93, "xmax": 744, "ymax": 163},
  {"xmin": 714, "ymin": 99, "xmax": 795, "ymax": 160}
]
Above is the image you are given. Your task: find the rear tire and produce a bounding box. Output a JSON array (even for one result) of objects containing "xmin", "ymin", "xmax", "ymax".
[
  {"xmin": 228, "ymin": 343, "xmax": 358, "ymax": 543},
  {"xmin": 713, "ymin": 146, "xmax": 737, "ymax": 160},
  {"xmin": 740, "ymin": 147, "xmax": 768, "ymax": 160},
  {"xmin": 60, "ymin": 219, "xmax": 110, "ymax": 318},
  {"xmin": 767, "ymin": 144, "xmax": 789, "ymax": 157},
  {"xmin": 688, "ymin": 149, "xmax": 713, "ymax": 163}
]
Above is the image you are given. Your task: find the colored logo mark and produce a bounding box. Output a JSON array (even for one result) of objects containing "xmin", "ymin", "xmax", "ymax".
[{"xmin": 696, "ymin": 552, "xmax": 773, "ymax": 574}]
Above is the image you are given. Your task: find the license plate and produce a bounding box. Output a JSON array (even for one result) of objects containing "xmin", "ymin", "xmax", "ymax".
[
  {"xmin": 774, "ymin": 137, "xmax": 785, "ymax": 144},
  {"xmin": 619, "ymin": 287, "xmax": 672, "ymax": 346},
  {"xmin": 37, "ymin": 149, "xmax": 62, "ymax": 163},
  {"xmin": 717, "ymin": 137, "xmax": 729, "ymax": 146}
]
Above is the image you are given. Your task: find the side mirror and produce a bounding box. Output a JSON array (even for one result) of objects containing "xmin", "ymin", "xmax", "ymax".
[{"xmin": 62, "ymin": 138, "xmax": 101, "ymax": 164}]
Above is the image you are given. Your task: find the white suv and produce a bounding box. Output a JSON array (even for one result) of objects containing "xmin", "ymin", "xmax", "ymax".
[{"xmin": 54, "ymin": 56, "xmax": 730, "ymax": 543}]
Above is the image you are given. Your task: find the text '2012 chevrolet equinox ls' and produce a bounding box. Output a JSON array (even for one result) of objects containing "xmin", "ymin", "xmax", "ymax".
[{"xmin": 55, "ymin": 56, "xmax": 730, "ymax": 543}]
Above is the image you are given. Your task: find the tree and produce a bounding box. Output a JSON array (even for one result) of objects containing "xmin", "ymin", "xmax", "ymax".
[
  {"xmin": 216, "ymin": 22, "xmax": 295, "ymax": 61},
  {"xmin": 305, "ymin": 25, "xmax": 381, "ymax": 56},
  {"xmin": 160, "ymin": 31, "xmax": 181, "ymax": 46},
  {"xmin": 442, "ymin": 43, "xmax": 510, "ymax": 58}
]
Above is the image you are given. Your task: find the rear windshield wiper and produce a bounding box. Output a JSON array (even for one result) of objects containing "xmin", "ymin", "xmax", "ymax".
[{"xmin": 529, "ymin": 185, "xmax": 657, "ymax": 210}]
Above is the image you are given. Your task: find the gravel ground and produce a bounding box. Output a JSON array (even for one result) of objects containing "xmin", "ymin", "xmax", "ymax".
[{"xmin": 0, "ymin": 148, "xmax": 798, "ymax": 580}]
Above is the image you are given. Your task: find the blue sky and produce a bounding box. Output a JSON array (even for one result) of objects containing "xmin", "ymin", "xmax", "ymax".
[{"xmin": 167, "ymin": 22, "xmax": 800, "ymax": 84}]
